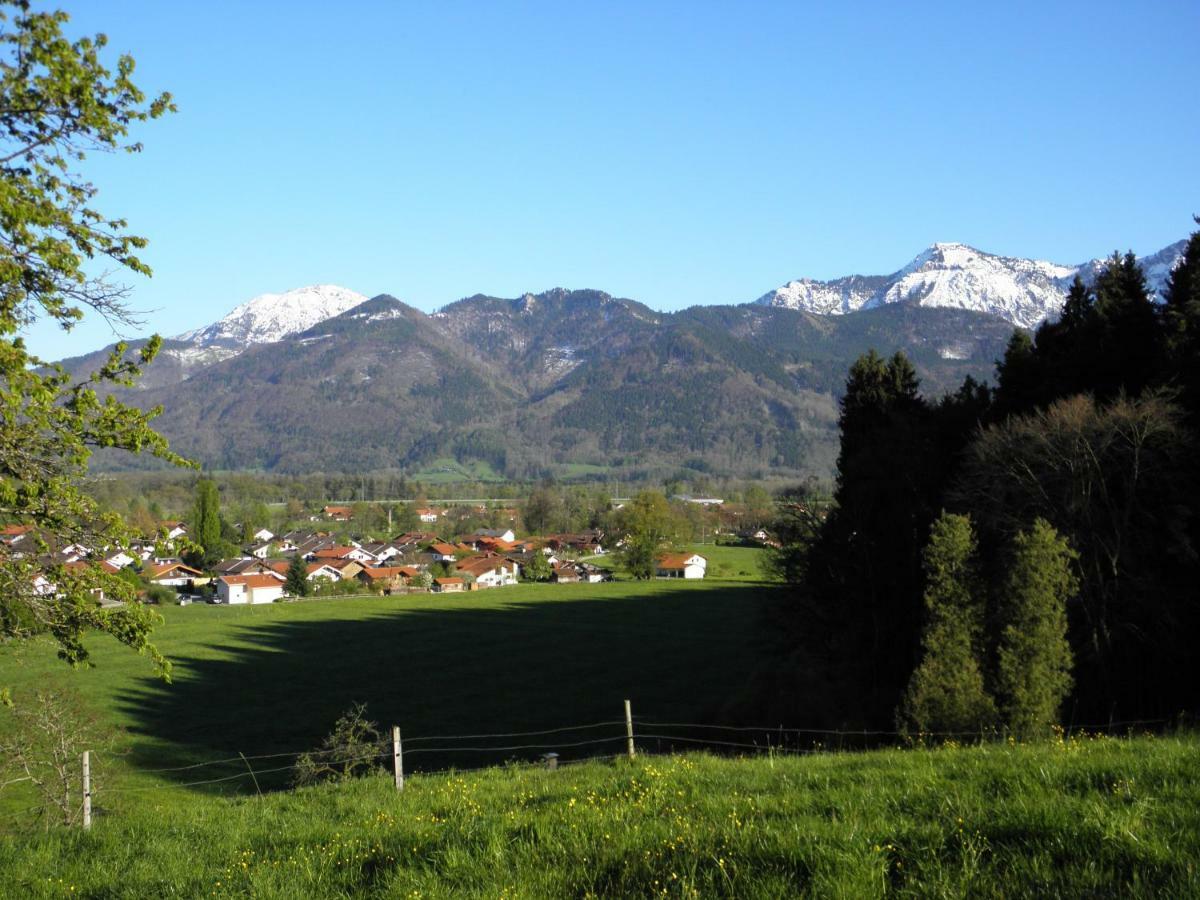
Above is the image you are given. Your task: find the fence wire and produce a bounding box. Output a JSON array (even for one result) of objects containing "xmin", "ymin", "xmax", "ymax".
[{"xmin": 2, "ymin": 708, "xmax": 1179, "ymax": 830}]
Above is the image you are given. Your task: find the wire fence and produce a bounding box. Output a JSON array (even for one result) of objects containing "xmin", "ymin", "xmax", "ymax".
[{"xmin": 0, "ymin": 703, "xmax": 1181, "ymax": 831}]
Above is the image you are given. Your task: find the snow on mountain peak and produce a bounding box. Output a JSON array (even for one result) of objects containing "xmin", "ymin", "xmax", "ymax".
[
  {"xmin": 754, "ymin": 240, "xmax": 1183, "ymax": 329},
  {"xmin": 178, "ymin": 284, "xmax": 369, "ymax": 347}
]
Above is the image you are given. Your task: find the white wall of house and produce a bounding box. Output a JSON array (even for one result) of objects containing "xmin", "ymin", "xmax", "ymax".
[
  {"xmin": 249, "ymin": 583, "xmax": 284, "ymax": 604},
  {"xmin": 218, "ymin": 581, "xmax": 245, "ymax": 604},
  {"xmin": 151, "ymin": 575, "xmax": 191, "ymax": 587},
  {"xmin": 218, "ymin": 580, "xmax": 283, "ymax": 605},
  {"xmin": 474, "ymin": 566, "xmax": 517, "ymax": 588}
]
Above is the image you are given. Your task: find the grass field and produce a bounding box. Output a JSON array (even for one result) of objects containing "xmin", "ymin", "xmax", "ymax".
[
  {"xmin": 408, "ymin": 458, "xmax": 506, "ymax": 484},
  {"xmin": 5, "ymin": 551, "xmax": 1197, "ymax": 896},
  {"xmin": 1, "ymin": 563, "xmax": 779, "ymax": 803},
  {"xmin": 1, "ymin": 736, "xmax": 1197, "ymax": 897}
]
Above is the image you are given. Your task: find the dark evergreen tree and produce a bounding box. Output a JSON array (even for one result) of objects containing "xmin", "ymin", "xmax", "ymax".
[
  {"xmin": 787, "ymin": 350, "xmax": 941, "ymax": 724},
  {"xmin": 1090, "ymin": 251, "xmax": 1162, "ymax": 398},
  {"xmin": 186, "ymin": 480, "xmax": 222, "ymax": 567},
  {"xmin": 1164, "ymin": 218, "xmax": 1200, "ymax": 412},
  {"xmin": 993, "ymin": 330, "xmax": 1039, "ymax": 417},
  {"xmin": 285, "ymin": 554, "xmax": 310, "ymax": 597}
]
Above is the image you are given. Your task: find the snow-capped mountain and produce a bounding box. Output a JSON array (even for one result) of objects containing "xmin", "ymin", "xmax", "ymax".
[
  {"xmin": 176, "ymin": 284, "xmax": 369, "ymax": 347},
  {"xmin": 755, "ymin": 240, "xmax": 1186, "ymax": 329},
  {"xmin": 758, "ymin": 274, "xmax": 889, "ymax": 316}
]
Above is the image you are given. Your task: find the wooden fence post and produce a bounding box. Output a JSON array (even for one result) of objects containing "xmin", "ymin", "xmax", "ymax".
[
  {"xmin": 392, "ymin": 726, "xmax": 404, "ymax": 791},
  {"xmin": 81, "ymin": 750, "xmax": 92, "ymax": 830},
  {"xmin": 624, "ymin": 699, "xmax": 636, "ymax": 760}
]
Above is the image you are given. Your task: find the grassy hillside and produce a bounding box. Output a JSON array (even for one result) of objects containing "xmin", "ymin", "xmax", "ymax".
[
  {"xmin": 3, "ymin": 559, "xmax": 1198, "ymax": 895},
  {"xmin": 1, "ymin": 738, "xmax": 1197, "ymax": 897}
]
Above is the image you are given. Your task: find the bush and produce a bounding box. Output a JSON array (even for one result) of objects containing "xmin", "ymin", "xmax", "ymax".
[
  {"xmin": 292, "ymin": 703, "xmax": 386, "ymax": 787},
  {"xmin": 145, "ymin": 584, "xmax": 177, "ymax": 606}
]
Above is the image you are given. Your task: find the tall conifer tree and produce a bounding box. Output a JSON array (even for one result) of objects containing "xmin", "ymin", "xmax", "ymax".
[
  {"xmin": 190, "ymin": 480, "xmax": 222, "ymax": 565},
  {"xmin": 899, "ymin": 512, "xmax": 995, "ymax": 736},
  {"xmin": 285, "ymin": 554, "xmax": 310, "ymax": 597},
  {"xmin": 996, "ymin": 519, "xmax": 1076, "ymax": 738}
]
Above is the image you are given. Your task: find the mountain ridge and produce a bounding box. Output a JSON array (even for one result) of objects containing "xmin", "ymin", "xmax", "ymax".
[
  {"xmin": 753, "ymin": 239, "xmax": 1185, "ymax": 328},
  {"xmin": 60, "ymin": 232, "xmax": 1187, "ymax": 480}
]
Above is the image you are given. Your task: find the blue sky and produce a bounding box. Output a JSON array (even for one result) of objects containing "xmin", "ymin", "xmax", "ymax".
[{"xmin": 26, "ymin": 0, "xmax": 1200, "ymax": 359}]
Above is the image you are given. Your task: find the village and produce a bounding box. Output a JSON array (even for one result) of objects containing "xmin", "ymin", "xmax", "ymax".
[{"xmin": 1, "ymin": 501, "xmax": 721, "ymax": 607}]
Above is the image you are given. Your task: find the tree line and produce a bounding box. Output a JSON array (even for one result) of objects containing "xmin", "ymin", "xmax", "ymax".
[{"xmin": 767, "ymin": 226, "xmax": 1200, "ymax": 734}]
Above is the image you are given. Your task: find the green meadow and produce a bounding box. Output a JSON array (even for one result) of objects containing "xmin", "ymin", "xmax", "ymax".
[
  {"xmin": 1, "ymin": 738, "xmax": 1197, "ymax": 897},
  {"xmin": 1, "ymin": 561, "xmax": 777, "ymax": 802},
  {"xmin": 3, "ymin": 550, "xmax": 1198, "ymax": 896}
]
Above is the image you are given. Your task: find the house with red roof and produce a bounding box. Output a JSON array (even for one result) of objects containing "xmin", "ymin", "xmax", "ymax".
[
  {"xmin": 455, "ymin": 555, "xmax": 518, "ymax": 589},
  {"xmin": 654, "ymin": 552, "xmax": 707, "ymax": 579},
  {"xmin": 217, "ymin": 572, "xmax": 286, "ymax": 604},
  {"xmin": 146, "ymin": 561, "xmax": 206, "ymax": 587},
  {"xmin": 357, "ymin": 565, "xmax": 420, "ymax": 591}
]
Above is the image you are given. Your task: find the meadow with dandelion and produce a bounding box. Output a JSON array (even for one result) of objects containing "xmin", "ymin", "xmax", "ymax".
[{"xmin": 1, "ymin": 734, "xmax": 1198, "ymax": 897}]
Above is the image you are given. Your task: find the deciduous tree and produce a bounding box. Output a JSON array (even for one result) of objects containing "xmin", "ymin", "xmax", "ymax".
[{"xmin": 0, "ymin": 1, "xmax": 181, "ymax": 677}]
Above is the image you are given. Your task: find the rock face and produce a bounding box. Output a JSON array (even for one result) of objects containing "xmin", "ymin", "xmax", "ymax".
[{"xmin": 755, "ymin": 240, "xmax": 1186, "ymax": 329}]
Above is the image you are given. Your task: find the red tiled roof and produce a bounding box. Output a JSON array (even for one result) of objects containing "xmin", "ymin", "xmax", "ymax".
[
  {"xmin": 655, "ymin": 552, "xmax": 705, "ymax": 569},
  {"xmin": 220, "ymin": 573, "xmax": 285, "ymax": 589},
  {"xmin": 360, "ymin": 565, "xmax": 417, "ymax": 581},
  {"xmin": 456, "ymin": 557, "xmax": 510, "ymax": 577},
  {"xmin": 63, "ymin": 560, "xmax": 122, "ymax": 574},
  {"xmin": 147, "ymin": 562, "xmax": 203, "ymax": 579},
  {"xmin": 312, "ymin": 546, "xmax": 355, "ymax": 559},
  {"xmin": 434, "ymin": 577, "xmax": 463, "ymax": 586}
]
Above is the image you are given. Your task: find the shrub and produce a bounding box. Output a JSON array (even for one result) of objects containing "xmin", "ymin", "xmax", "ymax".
[{"xmin": 292, "ymin": 703, "xmax": 386, "ymax": 787}]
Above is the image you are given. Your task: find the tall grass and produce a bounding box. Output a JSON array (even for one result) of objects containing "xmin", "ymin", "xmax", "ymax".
[{"xmin": 3, "ymin": 736, "xmax": 1197, "ymax": 898}]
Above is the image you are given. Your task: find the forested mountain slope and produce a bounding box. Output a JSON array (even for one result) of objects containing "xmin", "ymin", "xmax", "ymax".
[{"xmin": 68, "ymin": 290, "xmax": 1017, "ymax": 479}]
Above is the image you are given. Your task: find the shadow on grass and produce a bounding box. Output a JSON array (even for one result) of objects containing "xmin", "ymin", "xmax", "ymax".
[{"xmin": 114, "ymin": 583, "xmax": 779, "ymax": 790}]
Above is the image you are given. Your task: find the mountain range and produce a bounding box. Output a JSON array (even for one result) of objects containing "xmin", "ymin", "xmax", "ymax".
[
  {"xmin": 754, "ymin": 240, "xmax": 1185, "ymax": 328},
  {"xmin": 64, "ymin": 237, "xmax": 1184, "ymax": 481}
]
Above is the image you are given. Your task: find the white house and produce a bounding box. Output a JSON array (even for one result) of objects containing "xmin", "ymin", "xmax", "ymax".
[
  {"xmin": 146, "ymin": 561, "xmax": 205, "ymax": 587},
  {"xmin": 217, "ymin": 573, "xmax": 285, "ymax": 605},
  {"xmin": 307, "ymin": 562, "xmax": 345, "ymax": 582},
  {"xmin": 360, "ymin": 542, "xmax": 400, "ymax": 563},
  {"xmin": 161, "ymin": 522, "xmax": 188, "ymax": 541},
  {"xmin": 654, "ymin": 552, "xmax": 707, "ymax": 579},
  {"xmin": 105, "ymin": 550, "xmax": 136, "ymax": 570},
  {"xmin": 252, "ymin": 528, "xmax": 275, "ymax": 543},
  {"xmin": 456, "ymin": 556, "xmax": 518, "ymax": 589},
  {"xmin": 309, "ymin": 545, "xmax": 375, "ymax": 565},
  {"xmin": 474, "ymin": 528, "xmax": 516, "ymax": 544}
]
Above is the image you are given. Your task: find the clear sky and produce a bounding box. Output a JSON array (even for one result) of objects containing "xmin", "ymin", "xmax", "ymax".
[{"xmin": 25, "ymin": 0, "xmax": 1200, "ymax": 359}]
